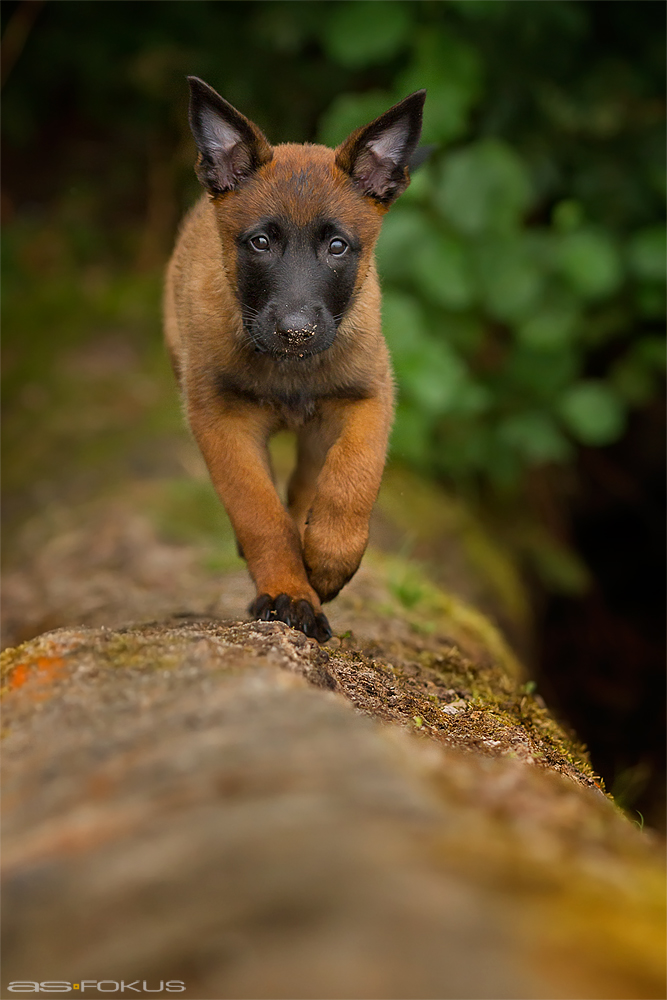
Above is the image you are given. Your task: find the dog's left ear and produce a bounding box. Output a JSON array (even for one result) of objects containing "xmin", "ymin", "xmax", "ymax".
[{"xmin": 335, "ymin": 90, "xmax": 426, "ymax": 205}]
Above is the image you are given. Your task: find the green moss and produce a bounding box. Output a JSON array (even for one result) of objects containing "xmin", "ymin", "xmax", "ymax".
[
  {"xmin": 378, "ymin": 465, "xmax": 531, "ymax": 631},
  {"xmin": 366, "ymin": 548, "xmax": 524, "ymax": 684},
  {"xmin": 389, "ymin": 572, "xmax": 427, "ymax": 609},
  {"xmin": 331, "ymin": 549, "xmax": 600, "ymax": 788}
]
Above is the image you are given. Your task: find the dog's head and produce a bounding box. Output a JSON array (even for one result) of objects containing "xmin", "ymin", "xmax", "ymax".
[{"xmin": 187, "ymin": 78, "xmax": 425, "ymax": 360}]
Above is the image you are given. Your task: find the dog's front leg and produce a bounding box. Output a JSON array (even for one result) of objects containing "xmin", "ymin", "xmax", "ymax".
[
  {"xmin": 188, "ymin": 399, "xmax": 331, "ymax": 641},
  {"xmin": 304, "ymin": 394, "xmax": 393, "ymax": 603}
]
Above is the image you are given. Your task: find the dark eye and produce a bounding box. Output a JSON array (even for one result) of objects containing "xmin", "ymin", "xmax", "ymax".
[
  {"xmin": 329, "ymin": 238, "xmax": 348, "ymax": 256},
  {"xmin": 250, "ymin": 234, "xmax": 270, "ymax": 252}
]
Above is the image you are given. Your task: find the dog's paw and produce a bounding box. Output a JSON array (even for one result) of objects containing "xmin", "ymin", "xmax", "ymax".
[{"xmin": 249, "ymin": 593, "xmax": 332, "ymax": 643}]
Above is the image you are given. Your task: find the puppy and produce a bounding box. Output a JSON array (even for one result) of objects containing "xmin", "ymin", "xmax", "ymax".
[{"xmin": 164, "ymin": 78, "xmax": 425, "ymax": 641}]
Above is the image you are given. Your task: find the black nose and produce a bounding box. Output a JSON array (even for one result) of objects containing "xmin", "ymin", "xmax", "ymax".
[{"xmin": 275, "ymin": 310, "xmax": 318, "ymax": 343}]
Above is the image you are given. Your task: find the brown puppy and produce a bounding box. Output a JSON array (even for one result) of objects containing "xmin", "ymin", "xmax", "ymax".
[{"xmin": 164, "ymin": 78, "xmax": 425, "ymax": 641}]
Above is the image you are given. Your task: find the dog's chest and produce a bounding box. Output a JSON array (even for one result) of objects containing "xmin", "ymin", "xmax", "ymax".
[
  {"xmin": 215, "ymin": 370, "xmax": 319, "ymax": 426},
  {"xmin": 274, "ymin": 393, "xmax": 318, "ymax": 428}
]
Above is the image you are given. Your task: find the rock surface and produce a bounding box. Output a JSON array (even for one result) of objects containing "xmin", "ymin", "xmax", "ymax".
[{"xmin": 2, "ymin": 607, "xmax": 664, "ymax": 999}]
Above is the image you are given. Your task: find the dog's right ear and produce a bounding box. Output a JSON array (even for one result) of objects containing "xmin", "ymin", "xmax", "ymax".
[{"xmin": 187, "ymin": 77, "xmax": 273, "ymax": 195}]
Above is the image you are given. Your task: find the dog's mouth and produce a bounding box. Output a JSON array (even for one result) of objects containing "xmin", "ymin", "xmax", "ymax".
[
  {"xmin": 251, "ymin": 339, "xmax": 317, "ymax": 360},
  {"xmin": 247, "ymin": 327, "xmax": 332, "ymax": 360},
  {"xmin": 273, "ymin": 346, "xmax": 320, "ymax": 361},
  {"xmin": 243, "ymin": 306, "xmax": 339, "ymax": 361},
  {"xmin": 273, "ymin": 333, "xmax": 320, "ymax": 359}
]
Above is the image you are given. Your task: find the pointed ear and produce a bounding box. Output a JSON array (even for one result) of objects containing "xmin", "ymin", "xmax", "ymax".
[
  {"xmin": 187, "ymin": 77, "xmax": 273, "ymax": 195},
  {"xmin": 335, "ymin": 91, "xmax": 426, "ymax": 205}
]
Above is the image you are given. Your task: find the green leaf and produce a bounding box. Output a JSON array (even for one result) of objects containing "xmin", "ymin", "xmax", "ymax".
[
  {"xmin": 516, "ymin": 299, "xmax": 580, "ymax": 351},
  {"xmin": 610, "ymin": 337, "xmax": 666, "ymax": 405},
  {"xmin": 384, "ymin": 294, "xmax": 478, "ymax": 420},
  {"xmin": 400, "ymin": 27, "xmax": 482, "ymax": 96},
  {"xmin": 397, "ymin": 29, "xmax": 483, "ymax": 143},
  {"xmin": 317, "ymin": 90, "xmax": 394, "ymax": 147},
  {"xmin": 449, "ymin": 378, "xmax": 492, "ymax": 417},
  {"xmin": 410, "ymin": 229, "xmax": 476, "ymax": 310},
  {"xmin": 610, "ymin": 357, "xmax": 657, "ymax": 406},
  {"xmin": 627, "ymin": 225, "xmax": 666, "ymax": 282},
  {"xmin": 634, "ymin": 336, "xmax": 666, "ymax": 371},
  {"xmin": 435, "ymin": 140, "xmax": 533, "ymax": 235},
  {"xmin": 378, "ymin": 212, "xmax": 475, "ymax": 309},
  {"xmin": 551, "ymin": 199, "xmax": 584, "ymax": 233},
  {"xmin": 399, "ymin": 165, "xmax": 432, "ymax": 204},
  {"xmin": 504, "ymin": 344, "xmax": 579, "ymax": 400},
  {"xmin": 436, "ymin": 313, "xmax": 486, "ymax": 354},
  {"xmin": 418, "ymin": 81, "xmax": 478, "ymax": 145},
  {"xmin": 323, "ymin": 1, "xmax": 411, "ymax": 68},
  {"xmin": 475, "ymin": 236, "xmax": 544, "ymax": 322},
  {"xmin": 447, "ymin": 0, "xmax": 511, "ymax": 19},
  {"xmin": 375, "ymin": 209, "xmax": 429, "ymax": 282},
  {"xmin": 434, "ymin": 418, "xmax": 489, "ymax": 476},
  {"xmin": 557, "ymin": 229, "xmax": 623, "ymax": 300},
  {"xmin": 382, "ymin": 290, "xmax": 429, "ymax": 360},
  {"xmin": 390, "ymin": 402, "xmax": 431, "ymax": 466},
  {"xmin": 483, "ymin": 436, "xmax": 524, "ymax": 489},
  {"xmin": 399, "ymin": 340, "xmax": 468, "ymax": 417},
  {"xmin": 558, "ymin": 381, "xmax": 626, "ymax": 445},
  {"xmin": 497, "ymin": 413, "xmax": 572, "ymax": 463},
  {"xmin": 636, "ymin": 283, "xmax": 666, "ymax": 319}
]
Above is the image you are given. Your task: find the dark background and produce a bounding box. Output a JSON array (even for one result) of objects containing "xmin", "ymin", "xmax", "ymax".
[{"xmin": 2, "ymin": 0, "xmax": 665, "ymax": 827}]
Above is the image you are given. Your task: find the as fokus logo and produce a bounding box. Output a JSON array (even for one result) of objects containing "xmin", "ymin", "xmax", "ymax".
[{"xmin": 7, "ymin": 983, "xmax": 186, "ymax": 993}]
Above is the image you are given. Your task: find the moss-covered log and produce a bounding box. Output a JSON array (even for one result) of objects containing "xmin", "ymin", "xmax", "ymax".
[{"xmin": 2, "ymin": 559, "xmax": 664, "ymax": 999}]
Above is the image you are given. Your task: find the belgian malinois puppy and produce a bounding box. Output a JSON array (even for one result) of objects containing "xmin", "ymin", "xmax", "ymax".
[{"xmin": 165, "ymin": 78, "xmax": 425, "ymax": 642}]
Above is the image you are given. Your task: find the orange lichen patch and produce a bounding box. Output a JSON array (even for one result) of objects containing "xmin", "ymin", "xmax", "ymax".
[
  {"xmin": 6, "ymin": 655, "xmax": 66, "ymax": 693},
  {"xmin": 1, "ymin": 629, "xmax": 88, "ymax": 692},
  {"xmin": 7, "ymin": 662, "xmax": 30, "ymax": 690}
]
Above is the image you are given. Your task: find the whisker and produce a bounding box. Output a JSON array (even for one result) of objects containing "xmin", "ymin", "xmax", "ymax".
[{"xmin": 242, "ymin": 323, "xmax": 268, "ymax": 353}]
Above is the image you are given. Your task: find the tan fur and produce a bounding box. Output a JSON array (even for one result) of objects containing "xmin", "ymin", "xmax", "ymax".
[{"xmin": 165, "ymin": 141, "xmax": 395, "ymax": 619}]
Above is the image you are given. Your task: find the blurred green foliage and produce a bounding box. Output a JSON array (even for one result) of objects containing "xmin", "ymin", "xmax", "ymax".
[
  {"xmin": 317, "ymin": 2, "xmax": 665, "ymax": 490},
  {"xmin": 2, "ymin": 0, "xmax": 665, "ymax": 495}
]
